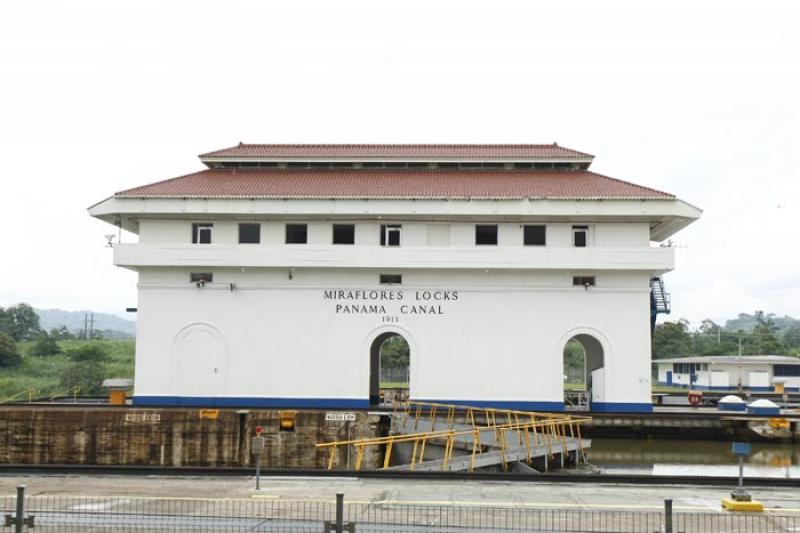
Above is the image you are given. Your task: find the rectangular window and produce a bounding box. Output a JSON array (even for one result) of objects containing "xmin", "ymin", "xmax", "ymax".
[
  {"xmin": 774, "ymin": 364, "xmax": 800, "ymax": 377},
  {"xmin": 333, "ymin": 224, "xmax": 355, "ymax": 245},
  {"xmin": 190, "ymin": 272, "xmax": 213, "ymax": 283},
  {"xmin": 379, "ymin": 274, "xmax": 402, "ymax": 285},
  {"xmin": 285, "ymin": 224, "xmax": 308, "ymax": 244},
  {"xmin": 191, "ymin": 223, "xmax": 213, "ymax": 244},
  {"xmin": 475, "ymin": 224, "xmax": 498, "ymax": 245},
  {"xmin": 523, "ymin": 225, "xmax": 546, "ymax": 246},
  {"xmin": 573, "ymin": 225, "xmax": 588, "ymax": 247},
  {"xmin": 380, "ymin": 225, "xmax": 402, "ymax": 246},
  {"xmin": 238, "ymin": 223, "xmax": 261, "ymax": 244},
  {"xmin": 573, "ymin": 276, "xmax": 596, "ymax": 287}
]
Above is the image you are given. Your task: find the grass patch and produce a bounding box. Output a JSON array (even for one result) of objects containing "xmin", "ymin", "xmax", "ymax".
[{"xmin": 0, "ymin": 340, "xmax": 134, "ymax": 399}]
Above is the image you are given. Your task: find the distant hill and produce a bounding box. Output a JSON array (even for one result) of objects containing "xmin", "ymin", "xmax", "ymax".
[
  {"xmin": 724, "ymin": 313, "xmax": 799, "ymax": 335},
  {"xmin": 36, "ymin": 308, "xmax": 136, "ymax": 337}
]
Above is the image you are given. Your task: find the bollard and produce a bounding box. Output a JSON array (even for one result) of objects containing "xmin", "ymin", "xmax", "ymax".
[
  {"xmin": 14, "ymin": 486, "xmax": 24, "ymax": 533},
  {"xmin": 664, "ymin": 499, "xmax": 673, "ymax": 533},
  {"xmin": 336, "ymin": 492, "xmax": 344, "ymax": 533}
]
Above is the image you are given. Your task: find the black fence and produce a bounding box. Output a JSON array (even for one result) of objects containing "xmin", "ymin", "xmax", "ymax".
[{"xmin": 2, "ymin": 488, "xmax": 797, "ymax": 532}]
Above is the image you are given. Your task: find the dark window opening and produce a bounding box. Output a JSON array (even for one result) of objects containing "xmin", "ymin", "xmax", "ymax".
[
  {"xmin": 513, "ymin": 163, "xmax": 534, "ymax": 169},
  {"xmin": 475, "ymin": 225, "xmax": 498, "ymax": 245},
  {"xmin": 438, "ymin": 163, "xmax": 458, "ymax": 169},
  {"xmin": 287, "ymin": 162, "xmax": 309, "ymax": 168},
  {"xmin": 774, "ymin": 364, "xmax": 800, "ymax": 377},
  {"xmin": 524, "ymin": 225, "xmax": 546, "ymax": 246},
  {"xmin": 380, "ymin": 224, "xmax": 402, "ymax": 246},
  {"xmin": 482, "ymin": 162, "xmax": 505, "ymax": 169},
  {"xmin": 362, "ymin": 162, "xmax": 385, "ymax": 168},
  {"xmin": 573, "ymin": 225, "xmax": 588, "ymax": 247},
  {"xmin": 190, "ymin": 272, "xmax": 213, "ymax": 283},
  {"xmin": 238, "ymin": 223, "xmax": 261, "ymax": 244},
  {"xmin": 333, "ymin": 224, "xmax": 355, "ymax": 245},
  {"xmin": 285, "ymin": 224, "xmax": 308, "ymax": 244},
  {"xmin": 191, "ymin": 223, "xmax": 213, "ymax": 244},
  {"xmin": 406, "ymin": 163, "xmax": 428, "ymax": 169},
  {"xmin": 573, "ymin": 276, "xmax": 596, "ymax": 287},
  {"xmin": 380, "ymin": 274, "xmax": 402, "ymax": 285}
]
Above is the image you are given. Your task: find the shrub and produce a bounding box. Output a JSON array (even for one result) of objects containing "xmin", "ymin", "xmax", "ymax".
[{"xmin": 0, "ymin": 333, "xmax": 22, "ymax": 368}]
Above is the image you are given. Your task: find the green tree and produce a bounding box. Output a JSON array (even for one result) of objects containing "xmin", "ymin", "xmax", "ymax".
[
  {"xmin": 60, "ymin": 343, "xmax": 110, "ymax": 395},
  {"xmin": 0, "ymin": 303, "xmax": 41, "ymax": 341},
  {"xmin": 379, "ymin": 336, "xmax": 409, "ymax": 369},
  {"xmin": 49, "ymin": 326, "xmax": 75, "ymax": 340},
  {"xmin": 31, "ymin": 331, "xmax": 62, "ymax": 357},
  {"xmin": 0, "ymin": 308, "xmax": 13, "ymax": 338},
  {"xmin": 563, "ymin": 339, "xmax": 586, "ymax": 383},
  {"xmin": 781, "ymin": 324, "xmax": 800, "ymax": 354},
  {"xmin": 0, "ymin": 332, "xmax": 22, "ymax": 368},
  {"xmin": 652, "ymin": 320, "xmax": 693, "ymax": 359},
  {"xmin": 744, "ymin": 310, "xmax": 786, "ymax": 355}
]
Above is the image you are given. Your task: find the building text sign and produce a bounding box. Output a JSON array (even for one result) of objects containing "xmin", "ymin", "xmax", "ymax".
[
  {"xmin": 323, "ymin": 289, "xmax": 459, "ymax": 316},
  {"xmin": 325, "ymin": 412, "xmax": 357, "ymax": 422}
]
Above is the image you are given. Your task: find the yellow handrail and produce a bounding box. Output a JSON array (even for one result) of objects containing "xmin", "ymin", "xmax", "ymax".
[
  {"xmin": 0, "ymin": 387, "xmax": 39, "ymax": 405},
  {"xmin": 47, "ymin": 386, "xmax": 81, "ymax": 402},
  {"xmin": 318, "ymin": 402, "xmax": 589, "ymax": 472}
]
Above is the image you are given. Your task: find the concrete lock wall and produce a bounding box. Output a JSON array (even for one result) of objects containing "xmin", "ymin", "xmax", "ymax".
[
  {"xmin": 132, "ymin": 267, "xmax": 654, "ymax": 412},
  {"xmin": 0, "ymin": 407, "xmax": 383, "ymax": 468}
]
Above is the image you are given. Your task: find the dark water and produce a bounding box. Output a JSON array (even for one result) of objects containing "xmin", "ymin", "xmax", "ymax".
[{"xmin": 589, "ymin": 438, "xmax": 800, "ymax": 478}]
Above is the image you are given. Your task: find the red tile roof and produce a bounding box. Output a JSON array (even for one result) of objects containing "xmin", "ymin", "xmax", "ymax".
[
  {"xmin": 115, "ymin": 169, "xmax": 673, "ymax": 200},
  {"xmin": 199, "ymin": 143, "xmax": 593, "ymax": 160}
]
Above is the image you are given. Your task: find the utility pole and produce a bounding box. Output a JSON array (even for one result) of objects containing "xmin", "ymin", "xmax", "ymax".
[
  {"xmin": 89, "ymin": 313, "xmax": 95, "ymax": 340},
  {"xmin": 83, "ymin": 313, "xmax": 88, "ymax": 340},
  {"xmin": 737, "ymin": 334, "xmax": 743, "ymax": 392}
]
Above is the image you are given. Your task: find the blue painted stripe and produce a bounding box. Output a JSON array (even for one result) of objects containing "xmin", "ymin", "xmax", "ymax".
[
  {"xmin": 590, "ymin": 402, "xmax": 653, "ymax": 413},
  {"xmin": 655, "ymin": 383, "xmax": 786, "ymax": 392},
  {"xmin": 414, "ymin": 399, "xmax": 565, "ymax": 411},
  {"xmin": 133, "ymin": 396, "xmax": 369, "ymax": 409},
  {"xmin": 747, "ymin": 407, "xmax": 781, "ymax": 415}
]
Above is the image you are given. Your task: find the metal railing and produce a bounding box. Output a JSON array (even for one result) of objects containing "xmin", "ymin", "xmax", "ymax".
[
  {"xmin": 379, "ymin": 367, "xmax": 409, "ymax": 384},
  {"xmin": 0, "ymin": 388, "xmax": 38, "ymax": 405},
  {"xmin": 2, "ymin": 488, "xmax": 797, "ymax": 532},
  {"xmin": 316, "ymin": 401, "xmax": 591, "ymax": 471}
]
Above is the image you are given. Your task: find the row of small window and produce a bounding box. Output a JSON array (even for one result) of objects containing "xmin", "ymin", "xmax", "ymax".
[
  {"xmin": 192, "ymin": 223, "xmax": 590, "ymax": 247},
  {"xmin": 189, "ymin": 272, "xmax": 593, "ymax": 287},
  {"xmin": 673, "ymin": 363, "xmax": 709, "ymax": 374}
]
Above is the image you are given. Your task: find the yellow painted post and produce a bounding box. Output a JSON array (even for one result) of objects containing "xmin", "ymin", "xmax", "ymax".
[
  {"xmin": 524, "ymin": 425, "xmax": 532, "ymax": 464},
  {"xmin": 470, "ymin": 430, "xmax": 480, "ymax": 471},
  {"xmin": 430, "ymin": 405, "xmax": 437, "ymax": 431},
  {"xmin": 498, "ymin": 429, "xmax": 508, "ymax": 471},
  {"xmin": 327, "ymin": 446, "xmax": 337, "ymax": 470},
  {"xmin": 442, "ymin": 432, "xmax": 454, "ymax": 470},
  {"xmin": 576, "ymin": 423, "xmax": 586, "ymax": 463},
  {"xmin": 383, "ymin": 440, "xmax": 394, "ymax": 469},
  {"xmin": 355, "ymin": 443, "xmax": 365, "ymax": 470},
  {"xmin": 410, "ymin": 439, "xmax": 419, "ymax": 470},
  {"xmin": 419, "ymin": 435, "xmax": 428, "ymax": 463}
]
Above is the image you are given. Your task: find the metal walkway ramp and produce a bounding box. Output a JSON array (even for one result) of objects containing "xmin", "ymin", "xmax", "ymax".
[{"xmin": 317, "ymin": 401, "xmax": 591, "ymax": 472}]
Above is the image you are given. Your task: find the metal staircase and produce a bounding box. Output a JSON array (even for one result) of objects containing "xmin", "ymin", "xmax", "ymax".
[{"xmin": 650, "ymin": 277, "xmax": 671, "ymax": 335}]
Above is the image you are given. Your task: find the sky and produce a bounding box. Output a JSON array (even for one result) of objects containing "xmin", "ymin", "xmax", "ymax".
[{"xmin": 0, "ymin": 0, "xmax": 798, "ymax": 328}]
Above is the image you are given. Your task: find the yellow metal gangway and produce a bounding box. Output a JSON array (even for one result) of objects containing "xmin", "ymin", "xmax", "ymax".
[{"xmin": 316, "ymin": 400, "xmax": 591, "ymax": 472}]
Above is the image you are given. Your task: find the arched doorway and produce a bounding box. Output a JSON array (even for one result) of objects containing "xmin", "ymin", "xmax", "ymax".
[
  {"xmin": 562, "ymin": 333, "xmax": 605, "ymax": 411},
  {"xmin": 369, "ymin": 332, "xmax": 410, "ymax": 405}
]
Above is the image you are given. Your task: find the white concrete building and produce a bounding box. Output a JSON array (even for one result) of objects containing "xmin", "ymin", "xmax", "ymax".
[
  {"xmin": 655, "ymin": 355, "xmax": 800, "ymax": 392},
  {"xmin": 89, "ymin": 144, "xmax": 701, "ymax": 412}
]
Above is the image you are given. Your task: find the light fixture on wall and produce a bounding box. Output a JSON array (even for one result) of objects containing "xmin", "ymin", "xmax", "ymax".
[
  {"xmin": 288, "ymin": 267, "xmax": 295, "ymax": 280},
  {"xmin": 104, "ymin": 234, "xmax": 115, "ymax": 247}
]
